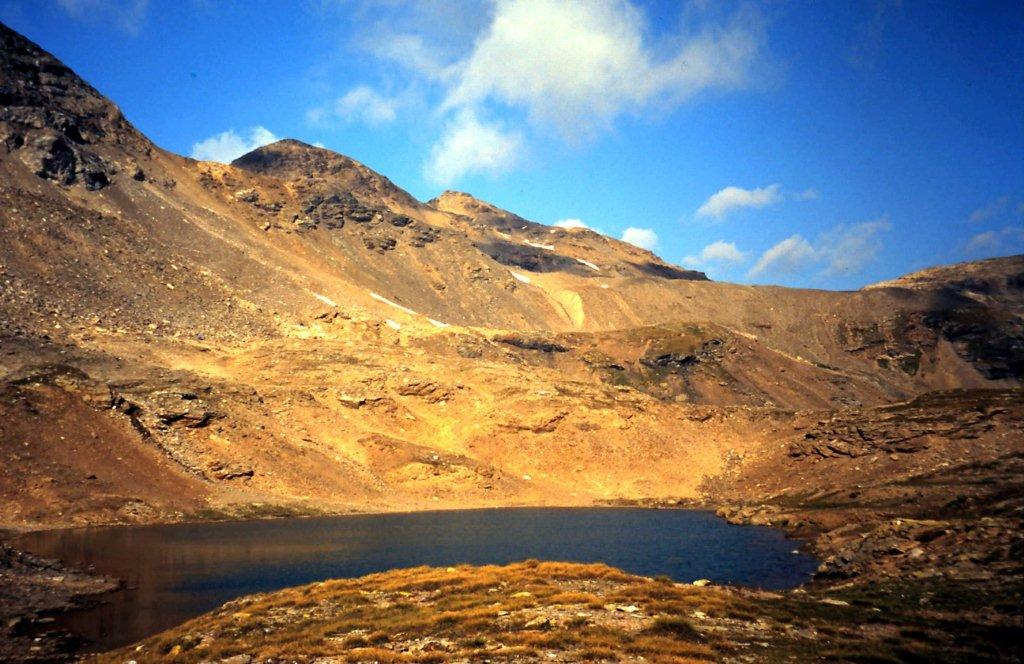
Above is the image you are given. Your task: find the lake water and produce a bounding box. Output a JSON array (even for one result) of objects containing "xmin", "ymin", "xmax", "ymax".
[{"xmin": 14, "ymin": 507, "xmax": 818, "ymax": 652}]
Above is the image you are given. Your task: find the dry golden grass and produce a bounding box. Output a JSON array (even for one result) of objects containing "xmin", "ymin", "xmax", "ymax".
[
  {"xmin": 92, "ymin": 560, "xmax": 1022, "ymax": 663},
  {"xmin": 96, "ymin": 561, "xmax": 735, "ymax": 663}
]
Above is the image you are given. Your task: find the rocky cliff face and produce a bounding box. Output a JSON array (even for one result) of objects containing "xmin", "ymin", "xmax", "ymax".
[{"xmin": 0, "ymin": 22, "xmax": 152, "ymax": 189}]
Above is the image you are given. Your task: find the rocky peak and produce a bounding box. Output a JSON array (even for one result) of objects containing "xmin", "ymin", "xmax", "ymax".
[
  {"xmin": 231, "ymin": 139, "xmax": 335, "ymax": 176},
  {"xmin": 231, "ymin": 139, "xmax": 421, "ymax": 211},
  {"xmin": 0, "ymin": 21, "xmax": 150, "ymax": 189},
  {"xmin": 429, "ymin": 190, "xmax": 541, "ymax": 233}
]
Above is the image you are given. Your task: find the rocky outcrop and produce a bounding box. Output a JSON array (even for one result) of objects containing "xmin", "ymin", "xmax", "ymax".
[
  {"xmin": 0, "ymin": 543, "xmax": 119, "ymax": 663},
  {"xmin": 494, "ymin": 333, "xmax": 570, "ymax": 353},
  {"xmin": 0, "ymin": 23, "xmax": 147, "ymax": 191},
  {"xmin": 787, "ymin": 390, "xmax": 1012, "ymax": 459}
]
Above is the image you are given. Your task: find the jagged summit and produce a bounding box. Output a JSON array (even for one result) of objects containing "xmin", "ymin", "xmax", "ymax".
[{"xmin": 0, "ymin": 22, "xmax": 151, "ymax": 190}]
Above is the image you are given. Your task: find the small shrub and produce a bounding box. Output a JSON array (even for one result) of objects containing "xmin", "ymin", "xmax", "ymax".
[{"xmin": 645, "ymin": 616, "xmax": 703, "ymax": 641}]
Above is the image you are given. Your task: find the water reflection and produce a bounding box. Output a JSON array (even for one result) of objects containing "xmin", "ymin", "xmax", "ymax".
[{"xmin": 14, "ymin": 507, "xmax": 817, "ymax": 651}]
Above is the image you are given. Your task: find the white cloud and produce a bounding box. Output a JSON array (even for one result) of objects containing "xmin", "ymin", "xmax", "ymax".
[
  {"xmin": 334, "ymin": 86, "xmax": 399, "ymax": 125},
  {"xmin": 818, "ymin": 218, "xmax": 891, "ymax": 275},
  {"xmin": 439, "ymin": 0, "xmax": 765, "ymax": 139},
  {"xmin": 309, "ymin": 86, "xmax": 401, "ymax": 127},
  {"xmin": 966, "ymin": 226, "xmax": 1024, "ymax": 255},
  {"xmin": 363, "ymin": 33, "xmax": 457, "ymax": 82},
  {"xmin": 696, "ymin": 184, "xmax": 783, "ymax": 220},
  {"xmin": 350, "ymin": 0, "xmax": 489, "ymax": 78},
  {"xmin": 57, "ymin": 0, "xmax": 149, "ymax": 35},
  {"xmin": 347, "ymin": 0, "xmax": 766, "ymax": 183},
  {"xmin": 748, "ymin": 217, "xmax": 891, "ymax": 279},
  {"xmin": 683, "ymin": 240, "xmax": 747, "ymax": 267},
  {"xmin": 966, "ymin": 231, "xmax": 1000, "ymax": 254},
  {"xmin": 621, "ymin": 227, "xmax": 658, "ymax": 250},
  {"xmin": 553, "ymin": 218, "xmax": 589, "ymax": 229},
  {"xmin": 423, "ymin": 110, "xmax": 523, "ymax": 185},
  {"xmin": 968, "ymin": 196, "xmax": 1009, "ymax": 224},
  {"xmin": 793, "ymin": 188, "xmax": 820, "ymax": 201},
  {"xmin": 748, "ymin": 235, "xmax": 817, "ymax": 277},
  {"xmin": 190, "ymin": 126, "xmax": 280, "ymax": 164}
]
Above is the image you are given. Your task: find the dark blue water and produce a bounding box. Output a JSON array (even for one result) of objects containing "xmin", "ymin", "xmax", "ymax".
[{"xmin": 14, "ymin": 508, "xmax": 817, "ymax": 651}]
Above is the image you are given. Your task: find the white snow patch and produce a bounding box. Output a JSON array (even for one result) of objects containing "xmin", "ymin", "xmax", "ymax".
[
  {"xmin": 370, "ymin": 292, "xmax": 417, "ymax": 316},
  {"xmin": 600, "ymin": 284, "xmax": 610, "ymax": 289},
  {"xmin": 428, "ymin": 318, "xmax": 450, "ymax": 329},
  {"xmin": 575, "ymin": 258, "xmax": 600, "ymax": 271},
  {"xmin": 496, "ymin": 231, "xmax": 511, "ymax": 240},
  {"xmin": 524, "ymin": 240, "xmax": 555, "ymax": 251},
  {"xmin": 313, "ymin": 293, "xmax": 338, "ymax": 307},
  {"xmin": 510, "ymin": 271, "xmax": 532, "ymax": 284},
  {"xmin": 384, "ymin": 319, "xmax": 402, "ymax": 330}
]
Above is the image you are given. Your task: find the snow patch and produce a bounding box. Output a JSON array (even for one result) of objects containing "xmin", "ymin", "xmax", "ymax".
[
  {"xmin": 428, "ymin": 319, "xmax": 450, "ymax": 329},
  {"xmin": 496, "ymin": 231, "xmax": 511, "ymax": 240},
  {"xmin": 370, "ymin": 292, "xmax": 417, "ymax": 316},
  {"xmin": 600, "ymin": 284, "xmax": 610, "ymax": 289},
  {"xmin": 524, "ymin": 240, "xmax": 555, "ymax": 251},
  {"xmin": 510, "ymin": 271, "xmax": 532, "ymax": 284},
  {"xmin": 313, "ymin": 293, "xmax": 338, "ymax": 307},
  {"xmin": 575, "ymin": 258, "xmax": 600, "ymax": 271},
  {"xmin": 384, "ymin": 319, "xmax": 402, "ymax": 330}
]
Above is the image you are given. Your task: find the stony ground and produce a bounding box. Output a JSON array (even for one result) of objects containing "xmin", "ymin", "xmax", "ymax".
[{"xmin": 0, "ymin": 543, "xmax": 119, "ymax": 662}]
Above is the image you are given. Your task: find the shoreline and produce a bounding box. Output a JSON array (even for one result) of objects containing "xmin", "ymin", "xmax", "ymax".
[{"xmin": 3, "ymin": 502, "xmax": 820, "ymax": 661}]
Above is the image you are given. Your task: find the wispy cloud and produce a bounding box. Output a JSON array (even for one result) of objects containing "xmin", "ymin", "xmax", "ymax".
[
  {"xmin": 423, "ymin": 109, "xmax": 523, "ymax": 185},
  {"xmin": 849, "ymin": 0, "xmax": 903, "ymax": 69},
  {"xmin": 360, "ymin": 33, "xmax": 458, "ymax": 83},
  {"xmin": 56, "ymin": 0, "xmax": 150, "ymax": 35},
  {"xmin": 621, "ymin": 227, "xmax": 658, "ymax": 250},
  {"xmin": 748, "ymin": 235, "xmax": 816, "ymax": 277},
  {"xmin": 190, "ymin": 126, "xmax": 279, "ymax": 164},
  {"xmin": 818, "ymin": 218, "xmax": 891, "ymax": 275},
  {"xmin": 308, "ymin": 86, "xmax": 401, "ymax": 126},
  {"xmin": 965, "ymin": 226, "xmax": 1024, "ymax": 255},
  {"xmin": 968, "ymin": 196, "xmax": 1010, "ymax": 224},
  {"xmin": 748, "ymin": 217, "xmax": 891, "ymax": 279}
]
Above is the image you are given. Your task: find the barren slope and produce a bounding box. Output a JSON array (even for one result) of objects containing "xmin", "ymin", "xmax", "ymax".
[{"xmin": 0, "ymin": 20, "xmax": 1021, "ymax": 533}]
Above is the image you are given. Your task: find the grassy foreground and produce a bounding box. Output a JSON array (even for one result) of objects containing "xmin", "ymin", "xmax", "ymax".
[{"xmin": 96, "ymin": 561, "xmax": 1021, "ymax": 663}]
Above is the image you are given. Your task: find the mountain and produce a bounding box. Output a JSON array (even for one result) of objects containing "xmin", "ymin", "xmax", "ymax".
[
  {"xmin": 1, "ymin": 19, "xmax": 1022, "ymax": 530},
  {"xmin": 1, "ymin": 20, "xmax": 1022, "ymax": 663}
]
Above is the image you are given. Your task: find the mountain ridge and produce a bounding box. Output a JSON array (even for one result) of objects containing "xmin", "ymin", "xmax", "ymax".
[{"xmin": 0, "ymin": 16, "xmax": 1020, "ymax": 546}]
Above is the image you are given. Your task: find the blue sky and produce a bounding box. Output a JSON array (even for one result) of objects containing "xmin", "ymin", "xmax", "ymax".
[{"xmin": 3, "ymin": 0, "xmax": 1022, "ymax": 289}]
